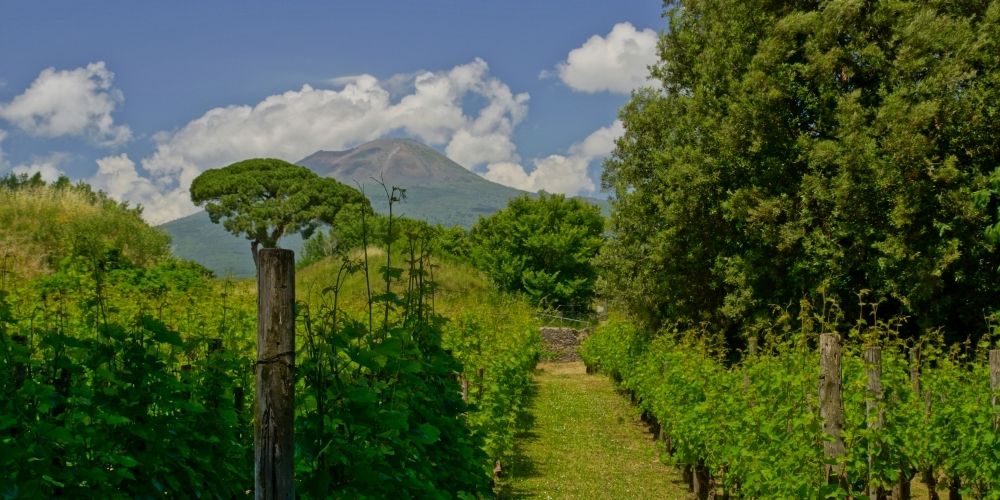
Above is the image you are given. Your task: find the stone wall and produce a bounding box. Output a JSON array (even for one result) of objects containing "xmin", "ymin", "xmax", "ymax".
[{"xmin": 539, "ymin": 327, "xmax": 590, "ymax": 362}]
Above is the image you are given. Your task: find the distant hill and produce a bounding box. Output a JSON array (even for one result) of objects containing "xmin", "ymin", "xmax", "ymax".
[{"xmin": 159, "ymin": 138, "xmax": 607, "ymax": 277}]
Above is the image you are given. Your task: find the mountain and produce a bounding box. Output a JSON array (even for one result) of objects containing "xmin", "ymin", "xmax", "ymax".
[
  {"xmin": 297, "ymin": 138, "xmax": 528, "ymax": 228},
  {"xmin": 160, "ymin": 138, "xmax": 536, "ymax": 277}
]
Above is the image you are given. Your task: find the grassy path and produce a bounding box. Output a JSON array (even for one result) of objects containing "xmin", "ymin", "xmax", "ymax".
[{"xmin": 500, "ymin": 362, "xmax": 688, "ymax": 499}]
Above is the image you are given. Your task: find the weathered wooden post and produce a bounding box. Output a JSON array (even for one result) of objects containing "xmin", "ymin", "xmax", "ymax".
[
  {"xmin": 895, "ymin": 346, "xmax": 922, "ymax": 500},
  {"xmin": 864, "ymin": 346, "xmax": 887, "ymax": 499},
  {"xmin": 255, "ymin": 248, "xmax": 295, "ymax": 500},
  {"xmin": 820, "ymin": 333, "xmax": 846, "ymax": 488}
]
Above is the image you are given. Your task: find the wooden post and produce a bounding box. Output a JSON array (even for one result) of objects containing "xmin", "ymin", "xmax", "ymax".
[
  {"xmin": 255, "ymin": 249, "xmax": 295, "ymax": 500},
  {"xmin": 820, "ymin": 333, "xmax": 846, "ymax": 488},
  {"xmin": 864, "ymin": 347, "xmax": 887, "ymax": 499},
  {"xmin": 894, "ymin": 346, "xmax": 922, "ymax": 500},
  {"xmin": 990, "ymin": 350, "xmax": 999, "ymax": 430},
  {"xmin": 920, "ymin": 349, "xmax": 939, "ymax": 500}
]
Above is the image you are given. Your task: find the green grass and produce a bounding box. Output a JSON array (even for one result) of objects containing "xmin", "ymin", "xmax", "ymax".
[
  {"xmin": 500, "ymin": 362, "xmax": 688, "ymax": 499},
  {"xmin": 0, "ymin": 184, "xmax": 171, "ymax": 279}
]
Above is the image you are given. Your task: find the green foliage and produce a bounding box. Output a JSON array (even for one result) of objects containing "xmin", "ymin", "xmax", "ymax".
[
  {"xmin": 2, "ymin": 175, "xmax": 539, "ymax": 497},
  {"xmin": 470, "ymin": 192, "xmax": 604, "ymax": 309},
  {"xmin": 301, "ymin": 208, "xmax": 474, "ymax": 270},
  {"xmin": 974, "ymin": 167, "xmax": 1000, "ymax": 246},
  {"xmin": 294, "ymin": 208, "xmax": 531, "ymax": 497},
  {"xmin": 601, "ymin": 0, "xmax": 1000, "ymax": 344},
  {"xmin": 582, "ymin": 314, "xmax": 1000, "ymax": 497},
  {"xmin": 190, "ymin": 158, "xmax": 369, "ymax": 261},
  {"xmin": 299, "ymin": 203, "xmax": 374, "ymax": 267},
  {"xmin": 443, "ymin": 295, "xmax": 541, "ymax": 470},
  {"xmin": 0, "ymin": 254, "xmax": 253, "ymax": 498}
]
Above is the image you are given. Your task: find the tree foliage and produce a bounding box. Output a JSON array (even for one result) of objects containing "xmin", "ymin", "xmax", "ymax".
[
  {"xmin": 190, "ymin": 158, "xmax": 369, "ymax": 266},
  {"xmin": 601, "ymin": 0, "xmax": 1000, "ymax": 344},
  {"xmin": 471, "ymin": 193, "xmax": 604, "ymax": 310}
]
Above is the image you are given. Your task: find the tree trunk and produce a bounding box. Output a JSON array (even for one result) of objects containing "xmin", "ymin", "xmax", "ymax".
[
  {"xmin": 693, "ymin": 459, "xmax": 711, "ymax": 500},
  {"xmin": 255, "ymin": 248, "xmax": 295, "ymax": 500},
  {"xmin": 947, "ymin": 476, "xmax": 961, "ymax": 500}
]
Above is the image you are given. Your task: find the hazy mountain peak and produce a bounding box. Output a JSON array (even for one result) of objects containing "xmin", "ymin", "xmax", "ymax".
[{"xmin": 297, "ymin": 138, "xmax": 484, "ymax": 187}]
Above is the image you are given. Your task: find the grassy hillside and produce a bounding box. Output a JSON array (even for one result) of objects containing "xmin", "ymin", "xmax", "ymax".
[
  {"xmin": 296, "ymin": 246, "xmax": 490, "ymax": 317},
  {"xmin": 0, "ymin": 180, "xmax": 171, "ymax": 279}
]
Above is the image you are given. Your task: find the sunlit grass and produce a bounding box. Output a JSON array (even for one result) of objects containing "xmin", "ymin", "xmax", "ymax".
[
  {"xmin": 501, "ymin": 362, "xmax": 688, "ymax": 499},
  {"xmin": 296, "ymin": 246, "xmax": 491, "ymax": 318},
  {"xmin": 0, "ymin": 185, "xmax": 170, "ymax": 280}
]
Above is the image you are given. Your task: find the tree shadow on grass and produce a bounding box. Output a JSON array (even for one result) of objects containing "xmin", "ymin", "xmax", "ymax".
[{"xmin": 496, "ymin": 377, "xmax": 540, "ymax": 499}]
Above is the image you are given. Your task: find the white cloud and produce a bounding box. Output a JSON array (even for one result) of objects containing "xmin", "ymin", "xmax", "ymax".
[
  {"xmin": 550, "ymin": 22, "xmax": 658, "ymax": 94},
  {"xmin": 445, "ymin": 130, "xmax": 519, "ymax": 168},
  {"xmin": 118, "ymin": 58, "xmax": 529, "ymax": 223},
  {"xmin": 483, "ymin": 120, "xmax": 623, "ymax": 195},
  {"xmin": 485, "ymin": 156, "xmax": 595, "ymax": 195},
  {"xmin": 11, "ymin": 152, "xmax": 71, "ymax": 183},
  {"xmin": 0, "ymin": 62, "xmax": 132, "ymax": 147},
  {"xmin": 90, "ymin": 154, "xmax": 194, "ymax": 224}
]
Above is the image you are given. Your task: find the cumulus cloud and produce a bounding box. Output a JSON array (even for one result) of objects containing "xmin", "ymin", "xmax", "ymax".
[
  {"xmin": 90, "ymin": 154, "xmax": 194, "ymax": 222},
  {"xmin": 0, "ymin": 62, "xmax": 132, "ymax": 147},
  {"xmin": 11, "ymin": 152, "xmax": 71, "ymax": 183},
  {"xmin": 112, "ymin": 58, "xmax": 528, "ymax": 223},
  {"xmin": 445, "ymin": 130, "xmax": 519, "ymax": 168},
  {"xmin": 483, "ymin": 120, "xmax": 624, "ymax": 195},
  {"xmin": 549, "ymin": 22, "xmax": 658, "ymax": 94}
]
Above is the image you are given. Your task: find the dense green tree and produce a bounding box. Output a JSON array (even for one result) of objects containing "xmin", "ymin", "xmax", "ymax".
[
  {"xmin": 471, "ymin": 193, "xmax": 604, "ymax": 310},
  {"xmin": 189, "ymin": 158, "xmax": 369, "ymax": 268},
  {"xmin": 601, "ymin": 0, "xmax": 1000, "ymax": 344}
]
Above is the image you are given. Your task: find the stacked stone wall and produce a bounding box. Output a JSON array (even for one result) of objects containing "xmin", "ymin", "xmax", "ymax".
[{"xmin": 539, "ymin": 327, "xmax": 589, "ymax": 362}]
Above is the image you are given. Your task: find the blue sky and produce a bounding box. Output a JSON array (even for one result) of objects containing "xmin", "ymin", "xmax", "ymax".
[{"xmin": 0, "ymin": 1, "xmax": 664, "ymax": 223}]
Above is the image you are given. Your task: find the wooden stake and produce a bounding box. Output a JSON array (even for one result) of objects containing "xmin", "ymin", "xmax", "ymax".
[
  {"xmin": 255, "ymin": 248, "xmax": 295, "ymax": 500},
  {"xmin": 820, "ymin": 333, "xmax": 846, "ymax": 488},
  {"xmin": 864, "ymin": 347, "xmax": 886, "ymax": 499}
]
